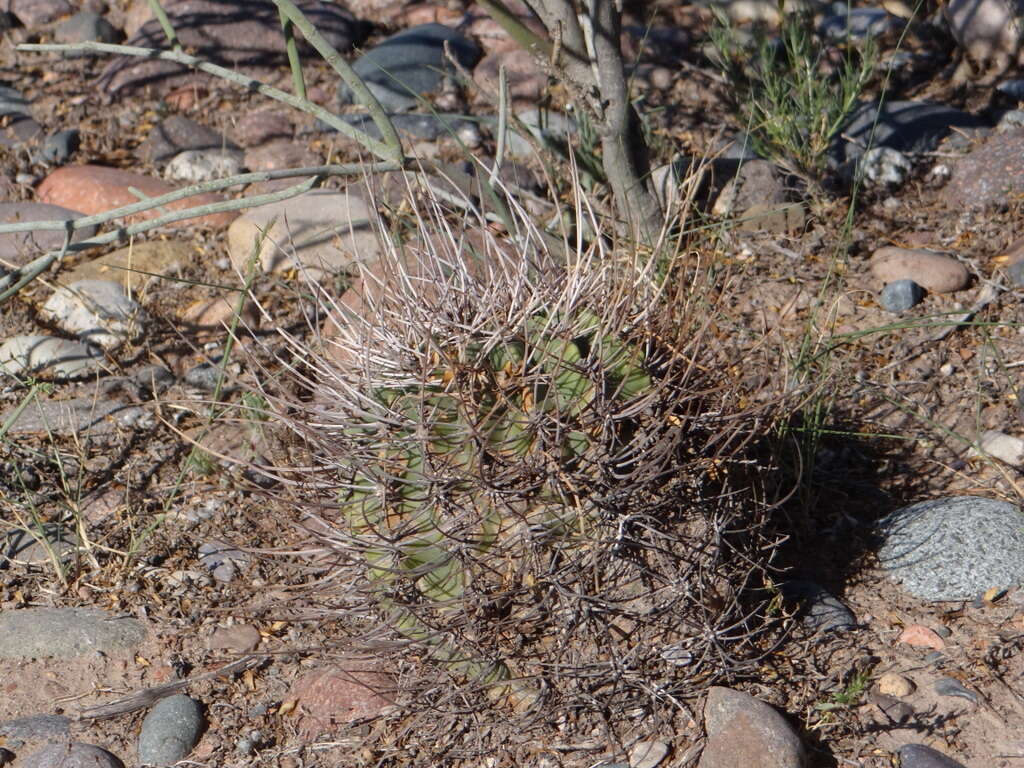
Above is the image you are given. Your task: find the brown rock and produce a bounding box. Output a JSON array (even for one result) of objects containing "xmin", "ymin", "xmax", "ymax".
[
  {"xmin": 877, "ymin": 672, "xmax": 915, "ymax": 697},
  {"xmin": 698, "ymin": 686, "xmax": 806, "ymax": 768},
  {"xmin": 474, "ymin": 50, "xmax": 547, "ymax": 102},
  {"xmin": 36, "ymin": 165, "xmax": 237, "ymax": 230},
  {"xmin": 207, "ymin": 623, "xmax": 261, "ymax": 653},
  {"xmin": 137, "ymin": 115, "xmax": 239, "ymax": 166},
  {"xmin": 243, "ymin": 140, "xmax": 319, "ymax": 173},
  {"xmin": 284, "ymin": 661, "xmax": 395, "ymax": 737},
  {"xmin": 870, "ymin": 247, "xmax": 970, "ymax": 293},
  {"xmin": 61, "ymin": 240, "xmax": 193, "ymax": 292},
  {"xmin": 232, "ymin": 110, "xmax": 293, "ymax": 148},
  {"xmin": 941, "ymin": 129, "xmax": 1024, "ymax": 210},
  {"xmin": 180, "ymin": 294, "xmax": 260, "ymax": 342},
  {"xmin": 392, "ymin": 3, "xmax": 465, "ymax": 27}
]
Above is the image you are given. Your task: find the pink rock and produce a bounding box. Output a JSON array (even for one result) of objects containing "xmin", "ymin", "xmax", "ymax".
[
  {"xmin": 698, "ymin": 686, "xmax": 807, "ymax": 768},
  {"xmin": 474, "ymin": 50, "xmax": 547, "ymax": 102},
  {"xmin": 243, "ymin": 140, "xmax": 319, "ymax": 173},
  {"xmin": 207, "ymin": 623, "xmax": 262, "ymax": 652},
  {"xmin": 232, "ymin": 110, "xmax": 293, "ymax": 148},
  {"xmin": 898, "ymin": 624, "xmax": 946, "ymax": 650},
  {"xmin": 5, "ymin": 0, "xmax": 72, "ymax": 28},
  {"xmin": 285, "ymin": 661, "xmax": 395, "ymax": 737},
  {"xmin": 869, "ymin": 247, "xmax": 970, "ymax": 294},
  {"xmin": 36, "ymin": 165, "xmax": 237, "ymax": 230}
]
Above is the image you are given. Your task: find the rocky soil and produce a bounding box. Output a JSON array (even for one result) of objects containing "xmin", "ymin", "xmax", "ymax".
[{"xmin": 3, "ymin": 0, "xmax": 1024, "ymax": 767}]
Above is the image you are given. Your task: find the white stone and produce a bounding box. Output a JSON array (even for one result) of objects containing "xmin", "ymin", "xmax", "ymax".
[
  {"xmin": 859, "ymin": 147, "xmax": 912, "ymax": 188},
  {"xmin": 629, "ymin": 740, "xmax": 670, "ymax": 768},
  {"xmin": 971, "ymin": 430, "xmax": 1024, "ymax": 465},
  {"xmin": 0, "ymin": 335, "xmax": 105, "ymax": 378},
  {"xmin": 163, "ymin": 148, "xmax": 244, "ymax": 183},
  {"xmin": 227, "ymin": 188, "xmax": 383, "ymax": 276},
  {"xmin": 41, "ymin": 279, "xmax": 146, "ymax": 350}
]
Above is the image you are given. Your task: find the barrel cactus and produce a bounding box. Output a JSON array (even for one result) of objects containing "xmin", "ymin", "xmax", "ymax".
[{"xmin": 283, "ymin": 193, "xmax": 782, "ymax": 726}]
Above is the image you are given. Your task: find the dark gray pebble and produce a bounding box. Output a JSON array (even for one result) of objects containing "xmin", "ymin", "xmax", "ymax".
[
  {"xmin": 22, "ymin": 742, "xmax": 124, "ymax": 768},
  {"xmin": 138, "ymin": 694, "xmax": 204, "ymax": 766},
  {"xmin": 933, "ymin": 676, "xmax": 978, "ymax": 703},
  {"xmin": 0, "ymin": 714, "xmax": 71, "ymax": 742},
  {"xmin": 880, "ymin": 279, "xmax": 925, "ymax": 312},
  {"xmin": 183, "ymin": 361, "xmax": 223, "ymax": 392},
  {"xmin": 782, "ymin": 580, "xmax": 857, "ymax": 633},
  {"xmin": 55, "ymin": 11, "xmax": 122, "ymax": 46},
  {"xmin": 40, "ymin": 129, "xmax": 80, "ymax": 165},
  {"xmin": 898, "ymin": 744, "xmax": 968, "ymax": 768}
]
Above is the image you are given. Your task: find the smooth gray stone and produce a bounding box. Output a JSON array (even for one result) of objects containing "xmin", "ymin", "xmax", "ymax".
[
  {"xmin": 40, "ymin": 129, "xmax": 80, "ymax": 165},
  {"xmin": 0, "ymin": 397, "xmax": 149, "ymax": 436},
  {"xmin": 0, "ymin": 335, "xmax": 106, "ymax": 379},
  {"xmin": 0, "ymin": 202, "xmax": 96, "ymax": 268},
  {"xmin": 898, "ymin": 744, "xmax": 968, "ymax": 768},
  {"xmin": 506, "ymin": 108, "xmax": 577, "ymax": 160},
  {"xmin": 876, "ymin": 496, "xmax": 1024, "ymax": 600},
  {"xmin": 880, "ymin": 279, "xmax": 925, "ymax": 312},
  {"xmin": 0, "ymin": 608, "xmax": 146, "ymax": 659},
  {"xmin": 3, "ymin": 524, "xmax": 79, "ymax": 566},
  {"xmin": 0, "ymin": 85, "xmax": 30, "ymax": 119},
  {"xmin": 782, "ymin": 580, "xmax": 856, "ymax": 633},
  {"xmin": 933, "ymin": 676, "xmax": 978, "ymax": 703},
  {"xmin": 333, "ymin": 112, "xmax": 476, "ymax": 141},
  {"xmin": 0, "ymin": 714, "xmax": 71, "ymax": 742},
  {"xmin": 831, "ymin": 101, "xmax": 986, "ymax": 165},
  {"xmin": 22, "ymin": 742, "xmax": 124, "ymax": 768},
  {"xmin": 55, "ymin": 11, "xmax": 122, "ymax": 46},
  {"xmin": 138, "ymin": 695, "xmax": 204, "ymax": 766},
  {"xmin": 339, "ymin": 23, "xmax": 481, "ymax": 112}
]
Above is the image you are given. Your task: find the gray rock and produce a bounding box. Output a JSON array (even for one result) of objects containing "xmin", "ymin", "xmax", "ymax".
[
  {"xmin": 858, "ymin": 146, "xmax": 913, "ymax": 187},
  {"xmin": 941, "ymin": 129, "xmax": 1024, "ymax": 210},
  {"xmin": 782, "ymin": 580, "xmax": 856, "ymax": 633},
  {"xmin": 0, "ymin": 202, "xmax": 96, "ymax": 268},
  {"xmin": 55, "ymin": 11, "xmax": 122, "ymax": 46},
  {"xmin": 876, "ymin": 496, "xmax": 1024, "ymax": 600},
  {"xmin": 0, "ymin": 397, "xmax": 151, "ymax": 436},
  {"xmin": 0, "ymin": 85, "xmax": 41, "ymax": 148},
  {"xmin": 880, "ymin": 280, "xmax": 925, "ymax": 312},
  {"xmin": 333, "ymin": 112, "xmax": 479, "ymax": 143},
  {"xmin": 898, "ymin": 744, "xmax": 968, "ymax": 768},
  {"xmin": 0, "ymin": 85, "xmax": 31, "ymax": 120},
  {"xmin": 0, "ymin": 608, "xmax": 146, "ymax": 659},
  {"xmin": 0, "ymin": 714, "xmax": 71, "ymax": 742},
  {"xmin": 21, "ymin": 742, "xmax": 124, "ymax": 768},
  {"xmin": 996, "ymin": 109, "xmax": 1024, "ymax": 132},
  {"xmin": 198, "ymin": 540, "xmax": 249, "ymax": 583},
  {"xmin": 933, "ymin": 676, "xmax": 978, "ymax": 703},
  {"xmin": 507, "ymin": 108, "xmax": 577, "ymax": 160},
  {"xmin": 163, "ymin": 149, "xmax": 245, "ymax": 184},
  {"xmin": 183, "ymin": 361, "xmax": 224, "ymax": 392},
  {"xmin": 41, "ymin": 280, "xmax": 147, "ymax": 351},
  {"xmin": 3, "ymin": 524, "xmax": 80, "ymax": 566},
  {"xmin": 0, "ymin": 335, "xmax": 106, "ymax": 379},
  {"xmin": 831, "ymin": 101, "xmax": 985, "ymax": 166},
  {"xmin": 698, "ymin": 686, "xmax": 806, "ymax": 768},
  {"xmin": 138, "ymin": 695, "xmax": 204, "ymax": 766},
  {"xmin": 339, "ymin": 23, "xmax": 482, "ymax": 112},
  {"xmin": 40, "ymin": 129, "xmax": 81, "ymax": 166},
  {"xmin": 945, "ymin": 0, "xmax": 1024, "ymax": 71},
  {"xmin": 1007, "ymin": 258, "xmax": 1024, "ymax": 286},
  {"xmin": 132, "ymin": 365, "xmax": 175, "ymax": 398},
  {"xmin": 818, "ymin": 8, "xmax": 901, "ymax": 40},
  {"xmin": 136, "ymin": 115, "xmax": 242, "ymax": 167},
  {"xmin": 629, "ymin": 740, "xmax": 669, "ymax": 768}
]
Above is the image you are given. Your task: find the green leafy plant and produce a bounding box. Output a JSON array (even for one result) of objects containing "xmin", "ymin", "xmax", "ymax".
[{"xmin": 710, "ymin": 8, "xmax": 877, "ymax": 191}]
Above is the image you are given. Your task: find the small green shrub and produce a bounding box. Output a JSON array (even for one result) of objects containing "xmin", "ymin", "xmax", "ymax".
[{"xmin": 709, "ymin": 8, "xmax": 877, "ymax": 190}]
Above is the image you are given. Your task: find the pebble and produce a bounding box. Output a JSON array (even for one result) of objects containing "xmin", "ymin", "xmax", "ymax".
[
  {"xmin": 55, "ymin": 11, "xmax": 122, "ymax": 46},
  {"xmin": 869, "ymin": 247, "xmax": 970, "ymax": 294},
  {"xmin": 946, "ymin": 0, "xmax": 1022, "ymax": 71},
  {"xmin": 818, "ymin": 8, "xmax": 901, "ymax": 40},
  {"xmin": 0, "ymin": 85, "xmax": 42, "ymax": 148},
  {"xmin": 0, "ymin": 607, "xmax": 146, "ymax": 659},
  {"xmin": 933, "ymin": 676, "xmax": 978, "ymax": 703},
  {"xmin": 36, "ymin": 165, "xmax": 237, "ymax": 230},
  {"xmin": 858, "ymin": 147, "xmax": 913, "ymax": 188},
  {"xmin": 184, "ymin": 361, "xmax": 225, "ymax": 392},
  {"xmin": 285, "ymin": 663, "xmax": 395, "ymax": 738},
  {"xmin": 40, "ymin": 129, "xmax": 81, "ymax": 166},
  {"xmin": 942, "ymin": 129, "xmax": 1024, "ymax": 210},
  {"xmin": 232, "ymin": 110, "xmax": 292, "ymax": 147},
  {"xmin": 207, "ymin": 623, "xmax": 261, "ymax": 652},
  {"xmin": 3, "ymin": 524, "xmax": 79, "ymax": 566},
  {"xmin": 163, "ymin": 149, "xmax": 244, "ymax": 183},
  {"xmin": 137, "ymin": 694, "xmax": 204, "ymax": 767},
  {"xmin": 0, "ymin": 335, "xmax": 105, "ymax": 379},
  {"xmin": 101, "ymin": 0, "xmax": 365, "ymax": 97},
  {"xmin": 132, "ymin": 365, "xmax": 176, "ymax": 398},
  {"xmin": 137, "ymin": 115, "xmax": 241, "ymax": 167},
  {"xmin": 1008, "ymin": 258, "xmax": 1024, "ymax": 287},
  {"xmin": 898, "ymin": 744, "xmax": 968, "ymax": 768},
  {"xmin": 997, "ymin": 109, "xmax": 1024, "ymax": 132},
  {"xmin": 0, "ymin": 202, "xmax": 97, "ymax": 268},
  {"xmin": 180, "ymin": 294, "xmax": 260, "ymax": 343},
  {"xmin": 698, "ymin": 686, "xmax": 806, "ymax": 768},
  {"xmin": 198, "ymin": 540, "xmax": 250, "ymax": 583},
  {"xmin": 227, "ymin": 188, "xmax": 382, "ymax": 276},
  {"xmin": 21, "ymin": 742, "xmax": 124, "ymax": 768},
  {"xmin": 335, "ymin": 112, "xmax": 479, "ymax": 143},
  {"xmin": 970, "ymin": 429, "xmax": 1024, "ymax": 465},
  {"xmin": 712, "ymin": 159, "xmax": 788, "ymax": 216},
  {"xmin": 832, "ymin": 101, "xmax": 984, "ymax": 166},
  {"xmin": 474, "ymin": 49, "xmax": 546, "ymax": 103},
  {"xmin": 877, "ymin": 672, "xmax": 915, "ymax": 697},
  {"xmin": 41, "ymin": 279, "xmax": 147, "ymax": 351},
  {"xmin": 0, "ymin": 714, "xmax": 71, "ymax": 742},
  {"xmin": 879, "ymin": 279, "xmax": 925, "ymax": 312},
  {"xmin": 876, "ymin": 496, "xmax": 1024, "ymax": 600},
  {"xmin": 781, "ymin": 580, "xmax": 856, "ymax": 633},
  {"xmin": 339, "ymin": 23, "xmax": 482, "ymax": 111},
  {"xmin": 629, "ymin": 740, "xmax": 669, "ymax": 768}
]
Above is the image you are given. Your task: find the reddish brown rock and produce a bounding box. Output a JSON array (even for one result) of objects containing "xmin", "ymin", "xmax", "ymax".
[
  {"xmin": 284, "ymin": 661, "xmax": 395, "ymax": 737},
  {"xmin": 941, "ymin": 129, "xmax": 1024, "ymax": 210},
  {"xmin": 36, "ymin": 165, "xmax": 237, "ymax": 230},
  {"xmin": 232, "ymin": 110, "xmax": 293, "ymax": 148},
  {"xmin": 698, "ymin": 686, "xmax": 806, "ymax": 768},
  {"xmin": 474, "ymin": 49, "xmax": 547, "ymax": 103},
  {"xmin": 870, "ymin": 247, "xmax": 970, "ymax": 294}
]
